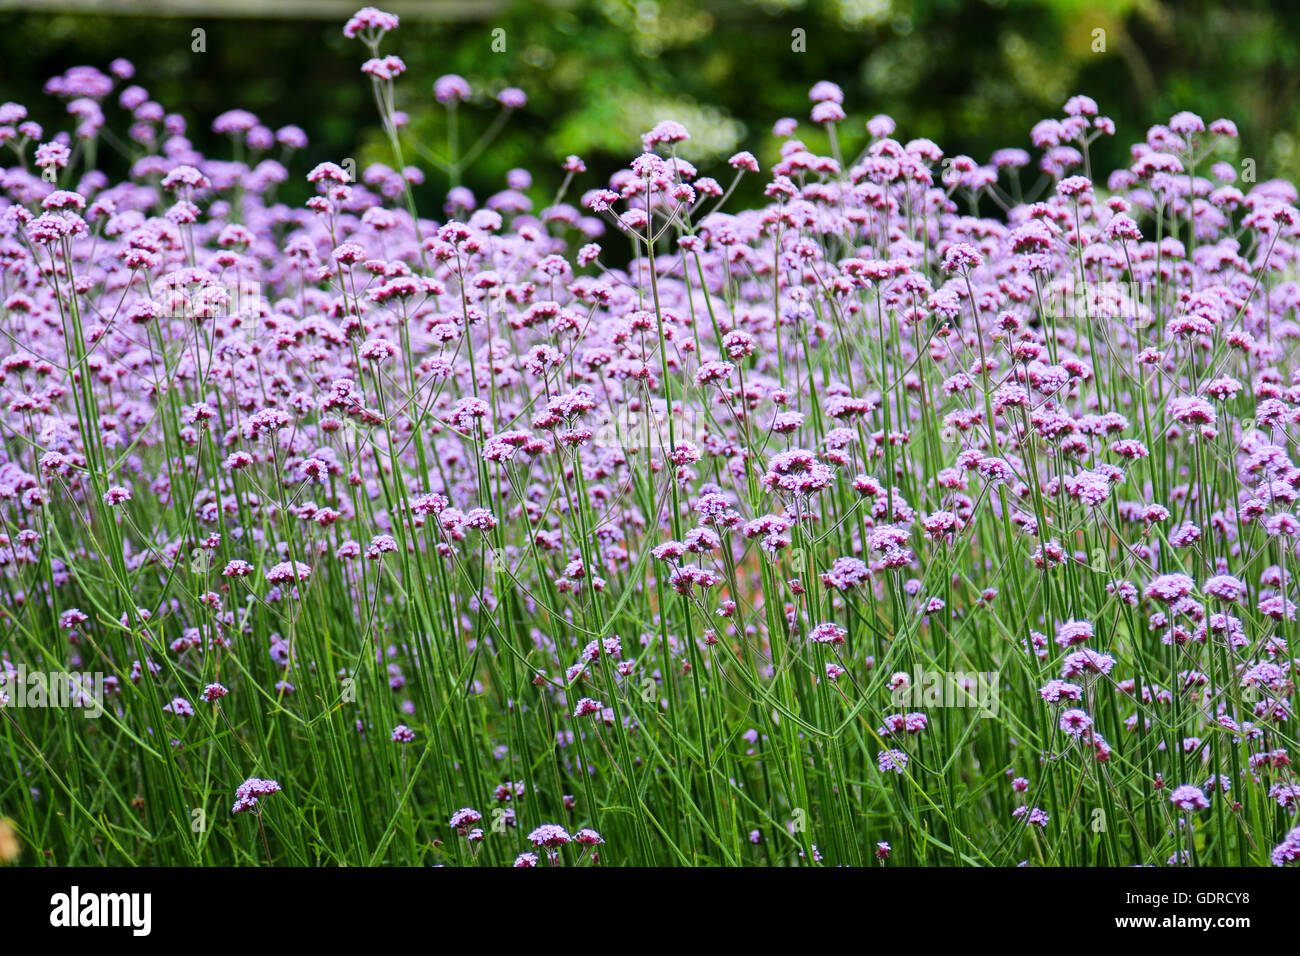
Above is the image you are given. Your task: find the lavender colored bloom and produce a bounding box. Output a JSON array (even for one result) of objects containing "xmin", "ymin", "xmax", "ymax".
[
  {"xmin": 232, "ymin": 777, "xmax": 281, "ymax": 813},
  {"xmin": 1203, "ymin": 574, "xmax": 1246, "ymax": 602},
  {"xmin": 163, "ymin": 697, "xmax": 194, "ymax": 717},
  {"xmin": 1272, "ymin": 827, "xmax": 1300, "ymax": 866},
  {"xmin": 391, "ymin": 724, "xmax": 414, "ymax": 743},
  {"xmin": 1143, "ymin": 574, "xmax": 1194, "ymax": 603},
  {"xmin": 449, "ymin": 807, "xmax": 482, "ymax": 828},
  {"xmin": 877, "ymin": 749, "xmax": 908, "ymax": 774},
  {"xmin": 1059, "ymin": 708, "xmax": 1093, "ymax": 737},
  {"xmin": 808, "ymin": 622, "xmax": 847, "ymax": 645},
  {"xmin": 1169, "ymin": 784, "xmax": 1209, "ymax": 811},
  {"xmin": 9, "ymin": 25, "xmax": 1300, "ymax": 871},
  {"xmin": 434, "ymin": 75, "xmax": 471, "ymax": 103},
  {"xmin": 527, "ymin": 824, "xmax": 571, "ymax": 848}
]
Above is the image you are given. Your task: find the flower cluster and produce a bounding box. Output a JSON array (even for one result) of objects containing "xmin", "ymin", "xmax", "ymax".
[{"xmin": 0, "ymin": 5, "xmax": 1297, "ymax": 868}]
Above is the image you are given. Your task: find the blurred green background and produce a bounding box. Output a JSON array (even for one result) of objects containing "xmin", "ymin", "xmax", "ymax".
[{"xmin": 2, "ymin": 0, "xmax": 1299, "ymax": 209}]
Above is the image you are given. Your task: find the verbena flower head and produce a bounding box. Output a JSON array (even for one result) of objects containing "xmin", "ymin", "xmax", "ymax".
[
  {"xmin": 344, "ymin": 6, "xmax": 399, "ymax": 40},
  {"xmin": 232, "ymin": 777, "xmax": 281, "ymax": 813},
  {"xmin": 762, "ymin": 449, "xmax": 834, "ymax": 496},
  {"xmin": 449, "ymin": 807, "xmax": 481, "ymax": 829},
  {"xmin": 1169, "ymin": 784, "xmax": 1209, "ymax": 811},
  {"xmin": 527, "ymin": 824, "xmax": 571, "ymax": 848},
  {"xmin": 434, "ymin": 75, "xmax": 471, "ymax": 103}
]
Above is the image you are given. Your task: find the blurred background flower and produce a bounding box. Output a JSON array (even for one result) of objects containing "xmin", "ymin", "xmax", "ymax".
[{"xmin": 0, "ymin": 817, "xmax": 20, "ymax": 864}]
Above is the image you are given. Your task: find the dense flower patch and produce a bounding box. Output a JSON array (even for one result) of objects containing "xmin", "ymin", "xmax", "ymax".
[{"xmin": 0, "ymin": 7, "xmax": 1298, "ymax": 866}]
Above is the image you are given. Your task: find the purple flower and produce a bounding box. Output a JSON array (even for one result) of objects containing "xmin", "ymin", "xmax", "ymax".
[
  {"xmin": 877, "ymin": 749, "xmax": 908, "ymax": 774},
  {"xmin": 497, "ymin": 87, "xmax": 527, "ymax": 109},
  {"xmin": 232, "ymin": 777, "xmax": 281, "ymax": 813},
  {"xmin": 163, "ymin": 697, "xmax": 194, "ymax": 717},
  {"xmin": 1203, "ymin": 574, "xmax": 1246, "ymax": 602},
  {"xmin": 102, "ymin": 486, "xmax": 131, "ymax": 506},
  {"xmin": 1143, "ymin": 574, "xmax": 1194, "ymax": 604},
  {"xmin": 808, "ymin": 622, "xmax": 847, "ymax": 645},
  {"xmin": 762, "ymin": 449, "xmax": 835, "ymax": 496},
  {"xmin": 527, "ymin": 824, "xmax": 571, "ymax": 848},
  {"xmin": 344, "ymin": 6, "xmax": 399, "ymax": 39},
  {"xmin": 449, "ymin": 807, "xmax": 482, "ymax": 829},
  {"xmin": 1169, "ymin": 785, "xmax": 1209, "ymax": 811},
  {"xmin": 434, "ymin": 74, "xmax": 471, "ymax": 103},
  {"xmin": 1059, "ymin": 709, "xmax": 1093, "ymax": 737}
]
